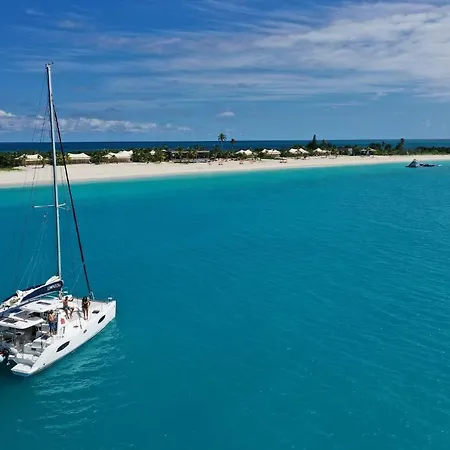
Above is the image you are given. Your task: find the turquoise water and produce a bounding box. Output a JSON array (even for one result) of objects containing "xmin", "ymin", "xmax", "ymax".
[{"xmin": 1, "ymin": 164, "xmax": 450, "ymax": 449}]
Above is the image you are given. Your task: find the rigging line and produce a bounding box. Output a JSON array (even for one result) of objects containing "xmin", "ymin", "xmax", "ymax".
[
  {"xmin": 13, "ymin": 99, "xmax": 48, "ymax": 280},
  {"xmin": 59, "ymin": 164, "xmax": 76, "ymax": 284},
  {"xmin": 71, "ymin": 266, "xmax": 83, "ymax": 293},
  {"xmin": 52, "ymin": 104, "xmax": 94, "ymax": 298},
  {"xmin": 32, "ymin": 218, "xmax": 49, "ymax": 285},
  {"xmin": 13, "ymin": 152, "xmax": 43, "ymax": 287},
  {"xmin": 28, "ymin": 106, "xmax": 47, "ymax": 194},
  {"xmin": 35, "ymin": 102, "xmax": 49, "ymax": 199},
  {"xmin": 30, "ymin": 103, "xmax": 49, "ymax": 204},
  {"xmin": 39, "ymin": 102, "xmax": 49, "ymax": 144},
  {"xmin": 65, "ymin": 189, "xmax": 77, "ymax": 283},
  {"xmin": 56, "ymin": 129, "xmax": 75, "ymax": 281},
  {"xmin": 19, "ymin": 214, "xmax": 48, "ymax": 288},
  {"xmin": 13, "ymin": 104, "xmax": 49, "ymax": 287},
  {"xmin": 31, "ymin": 74, "xmax": 46, "ymax": 144},
  {"xmin": 12, "ymin": 164, "xmax": 35, "ymax": 287}
]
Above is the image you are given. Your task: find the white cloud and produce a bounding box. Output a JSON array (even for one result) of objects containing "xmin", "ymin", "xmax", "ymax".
[
  {"xmin": 0, "ymin": 110, "xmax": 15, "ymax": 118},
  {"xmin": 0, "ymin": 114, "xmax": 43, "ymax": 132},
  {"xmin": 59, "ymin": 117, "xmax": 157, "ymax": 132},
  {"xmin": 0, "ymin": 110, "xmax": 190, "ymax": 134},
  {"xmin": 13, "ymin": 0, "xmax": 450, "ymax": 104},
  {"xmin": 217, "ymin": 111, "xmax": 235, "ymax": 118},
  {"xmin": 25, "ymin": 8, "xmax": 44, "ymax": 16},
  {"xmin": 57, "ymin": 20, "xmax": 85, "ymax": 30},
  {"xmin": 164, "ymin": 123, "xmax": 192, "ymax": 131}
]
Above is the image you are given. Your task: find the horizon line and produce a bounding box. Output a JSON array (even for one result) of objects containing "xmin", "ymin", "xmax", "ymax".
[{"xmin": 1, "ymin": 138, "xmax": 450, "ymax": 144}]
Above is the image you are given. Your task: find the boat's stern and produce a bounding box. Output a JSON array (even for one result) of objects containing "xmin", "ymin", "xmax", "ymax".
[{"xmin": 11, "ymin": 363, "xmax": 33, "ymax": 377}]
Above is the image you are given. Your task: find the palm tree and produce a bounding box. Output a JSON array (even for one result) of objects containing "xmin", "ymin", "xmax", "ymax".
[
  {"xmin": 192, "ymin": 146, "xmax": 199, "ymax": 162},
  {"xmin": 193, "ymin": 144, "xmax": 201, "ymax": 162},
  {"xmin": 155, "ymin": 149, "xmax": 165, "ymax": 163},
  {"xmin": 164, "ymin": 147, "xmax": 173, "ymax": 161},
  {"xmin": 187, "ymin": 147, "xmax": 196, "ymax": 163},
  {"xmin": 210, "ymin": 145, "xmax": 219, "ymax": 161},
  {"xmin": 131, "ymin": 149, "xmax": 141, "ymax": 162},
  {"xmin": 176, "ymin": 146, "xmax": 184, "ymax": 163},
  {"xmin": 230, "ymin": 138, "xmax": 236, "ymax": 150},
  {"xmin": 91, "ymin": 150, "xmax": 107, "ymax": 165},
  {"xmin": 56, "ymin": 152, "xmax": 64, "ymax": 166},
  {"xmin": 0, "ymin": 152, "xmax": 20, "ymax": 169},
  {"xmin": 144, "ymin": 151, "xmax": 153, "ymax": 164},
  {"xmin": 396, "ymin": 138, "xmax": 405, "ymax": 151},
  {"xmin": 218, "ymin": 133, "xmax": 227, "ymax": 151}
]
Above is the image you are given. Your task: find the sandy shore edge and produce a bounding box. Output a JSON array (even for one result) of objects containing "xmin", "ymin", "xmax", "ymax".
[{"xmin": 0, "ymin": 155, "xmax": 447, "ymax": 188}]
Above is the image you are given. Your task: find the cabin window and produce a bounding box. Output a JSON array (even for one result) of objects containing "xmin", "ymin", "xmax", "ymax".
[
  {"xmin": 98, "ymin": 315, "xmax": 105, "ymax": 324},
  {"xmin": 92, "ymin": 310, "xmax": 100, "ymax": 314},
  {"xmin": 56, "ymin": 341, "xmax": 70, "ymax": 353}
]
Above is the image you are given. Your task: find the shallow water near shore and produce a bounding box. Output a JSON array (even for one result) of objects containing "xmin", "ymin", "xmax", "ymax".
[{"xmin": 1, "ymin": 164, "xmax": 450, "ymax": 450}]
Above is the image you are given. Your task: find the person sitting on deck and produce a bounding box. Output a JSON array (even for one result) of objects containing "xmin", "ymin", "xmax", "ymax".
[
  {"xmin": 48, "ymin": 310, "xmax": 57, "ymax": 335},
  {"xmin": 82, "ymin": 296, "xmax": 90, "ymax": 320},
  {"xmin": 62, "ymin": 296, "xmax": 74, "ymax": 319}
]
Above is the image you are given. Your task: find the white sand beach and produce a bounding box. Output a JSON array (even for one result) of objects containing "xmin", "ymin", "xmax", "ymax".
[{"xmin": 1, "ymin": 155, "xmax": 449, "ymax": 188}]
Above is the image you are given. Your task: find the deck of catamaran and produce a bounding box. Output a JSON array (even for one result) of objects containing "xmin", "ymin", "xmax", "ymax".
[{"xmin": 0, "ymin": 294, "xmax": 115, "ymax": 376}]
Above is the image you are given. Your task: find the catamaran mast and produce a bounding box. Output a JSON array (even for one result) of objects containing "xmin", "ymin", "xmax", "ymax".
[{"xmin": 45, "ymin": 63, "xmax": 62, "ymax": 278}]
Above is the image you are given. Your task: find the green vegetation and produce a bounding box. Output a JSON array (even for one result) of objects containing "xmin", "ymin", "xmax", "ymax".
[
  {"xmin": 306, "ymin": 134, "xmax": 318, "ymax": 150},
  {"xmin": 1, "ymin": 138, "xmax": 450, "ymax": 169},
  {"xmin": 0, "ymin": 152, "xmax": 22, "ymax": 169},
  {"xmin": 218, "ymin": 133, "xmax": 227, "ymax": 151}
]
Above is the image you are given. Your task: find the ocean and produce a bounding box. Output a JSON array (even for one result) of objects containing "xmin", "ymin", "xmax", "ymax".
[
  {"xmin": 1, "ymin": 163, "xmax": 450, "ymax": 449},
  {"xmin": 0, "ymin": 138, "xmax": 450, "ymax": 152}
]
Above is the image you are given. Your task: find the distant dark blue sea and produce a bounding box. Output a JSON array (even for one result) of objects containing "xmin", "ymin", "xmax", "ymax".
[
  {"xmin": 1, "ymin": 163, "xmax": 450, "ymax": 449},
  {"xmin": 0, "ymin": 139, "xmax": 450, "ymax": 152}
]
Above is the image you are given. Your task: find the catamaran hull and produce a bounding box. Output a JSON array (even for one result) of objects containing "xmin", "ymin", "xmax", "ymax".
[{"xmin": 10, "ymin": 301, "xmax": 116, "ymax": 377}]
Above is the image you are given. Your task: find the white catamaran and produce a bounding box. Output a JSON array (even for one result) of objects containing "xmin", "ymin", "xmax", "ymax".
[{"xmin": 0, "ymin": 64, "xmax": 116, "ymax": 377}]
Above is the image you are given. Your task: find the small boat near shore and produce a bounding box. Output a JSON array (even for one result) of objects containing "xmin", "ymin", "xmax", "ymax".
[{"xmin": 406, "ymin": 159, "xmax": 441, "ymax": 168}]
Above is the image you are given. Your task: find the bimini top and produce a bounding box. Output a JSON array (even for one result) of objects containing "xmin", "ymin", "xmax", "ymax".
[
  {"xmin": 0, "ymin": 307, "xmax": 46, "ymax": 330},
  {"xmin": 0, "ymin": 276, "xmax": 63, "ymax": 310}
]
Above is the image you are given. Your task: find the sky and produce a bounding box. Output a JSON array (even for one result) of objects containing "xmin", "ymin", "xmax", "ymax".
[{"xmin": 1, "ymin": 0, "xmax": 450, "ymax": 142}]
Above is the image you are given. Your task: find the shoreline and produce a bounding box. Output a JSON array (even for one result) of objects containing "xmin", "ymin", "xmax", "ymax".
[{"xmin": 0, "ymin": 155, "xmax": 448, "ymax": 188}]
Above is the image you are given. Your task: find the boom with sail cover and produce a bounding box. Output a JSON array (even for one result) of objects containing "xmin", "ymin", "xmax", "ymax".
[{"xmin": 1, "ymin": 276, "xmax": 63, "ymax": 309}]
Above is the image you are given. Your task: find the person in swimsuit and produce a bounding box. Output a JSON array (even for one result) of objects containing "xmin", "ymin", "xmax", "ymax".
[
  {"xmin": 82, "ymin": 296, "xmax": 90, "ymax": 320},
  {"xmin": 62, "ymin": 296, "xmax": 74, "ymax": 319},
  {"xmin": 48, "ymin": 310, "xmax": 57, "ymax": 335}
]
